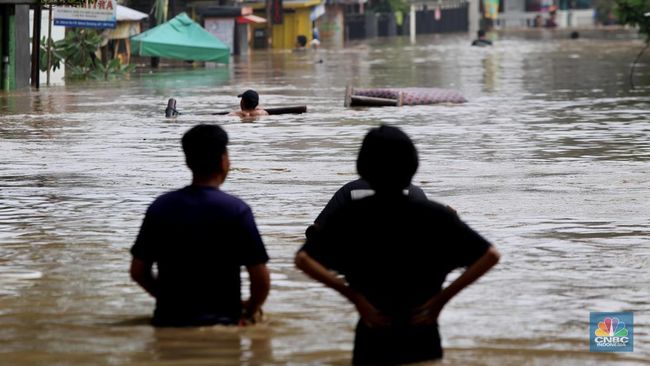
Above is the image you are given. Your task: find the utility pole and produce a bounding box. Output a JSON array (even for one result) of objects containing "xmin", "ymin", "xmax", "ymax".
[
  {"xmin": 265, "ymin": 0, "xmax": 272, "ymax": 48},
  {"xmin": 31, "ymin": 3, "xmax": 41, "ymax": 88},
  {"xmin": 469, "ymin": 0, "xmax": 479, "ymax": 35},
  {"xmin": 410, "ymin": 2, "xmax": 416, "ymax": 44}
]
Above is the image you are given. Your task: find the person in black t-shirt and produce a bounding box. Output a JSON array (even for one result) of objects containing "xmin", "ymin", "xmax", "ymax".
[
  {"xmin": 315, "ymin": 179, "xmax": 427, "ymax": 226},
  {"xmin": 472, "ymin": 29, "xmax": 493, "ymax": 47},
  {"xmin": 295, "ymin": 125, "xmax": 500, "ymax": 365},
  {"xmin": 130, "ymin": 124, "xmax": 270, "ymax": 327},
  {"xmin": 305, "ymin": 179, "xmax": 427, "ymax": 241}
]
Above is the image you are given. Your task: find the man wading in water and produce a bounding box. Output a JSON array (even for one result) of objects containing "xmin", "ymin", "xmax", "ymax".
[
  {"xmin": 229, "ymin": 89, "xmax": 269, "ymax": 117},
  {"xmin": 130, "ymin": 124, "xmax": 270, "ymax": 326},
  {"xmin": 295, "ymin": 125, "xmax": 500, "ymax": 365}
]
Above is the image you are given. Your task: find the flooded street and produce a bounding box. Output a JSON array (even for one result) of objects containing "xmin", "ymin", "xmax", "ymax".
[{"xmin": 1, "ymin": 32, "xmax": 649, "ymax": 365}]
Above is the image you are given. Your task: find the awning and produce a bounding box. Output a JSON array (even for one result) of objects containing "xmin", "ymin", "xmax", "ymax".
[
  {"xmin": 236, "ymin": 14, "xmax": 267, "ymax": 24},
  {"xmin": 116, "ymin": 5, "xmax": 148, "ymax": 22},
  {"xmin": 310, "ymin": 3, "xmax": 325, "ymax": 21},
  {"xmin": 131, "ymin": 12, "xmax": 230, "ymax": 63}
]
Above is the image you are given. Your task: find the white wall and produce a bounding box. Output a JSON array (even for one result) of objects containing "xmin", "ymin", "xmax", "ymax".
[{"xmin": 29, "ymin": 8, "xmax": 66, "ymax": 86}]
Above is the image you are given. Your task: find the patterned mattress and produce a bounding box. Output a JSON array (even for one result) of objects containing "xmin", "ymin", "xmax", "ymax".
[{"xmin": 352, "ymin": 88, "xmax": 467, "ymax": 105}]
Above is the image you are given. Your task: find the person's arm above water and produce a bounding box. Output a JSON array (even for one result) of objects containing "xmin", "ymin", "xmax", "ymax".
[
  {"xmin": 411, "ymin": 246, "xmax": 500, "ymax": 325},
  {"xmin": 295, "ymin": 250, "xmax": 391, "ymax": 327},
  {"xmin": 242, "ymin": 263, "xmax": 270, "ymax": 322},
  {"xmin": 130, "ymin": 257, "xmax": 157, "ymax": 298},
  {"xmin": 130, "ymin": 204, "xmax": 161, "ymax": 298},
  {"xmin": 236, "ymin": 204, "xmax": 270, "ymax": 323}
]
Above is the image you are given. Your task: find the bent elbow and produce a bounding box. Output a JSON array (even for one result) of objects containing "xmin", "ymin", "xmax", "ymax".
[
  {"xmin": 294, "ymin": 250, "xmax": 309, "ymax": 270},
  {"xmin": 488, "ymin": 246, "xmax": 501, "ymax": 265},
  {"xmin": 130, "ymin": 266, "xmax": 143, "ymax": 284}
]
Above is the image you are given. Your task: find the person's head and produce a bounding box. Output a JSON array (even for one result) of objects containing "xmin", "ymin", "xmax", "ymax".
[
  {"xmin": 238, "ymin": 90, "xmax": 259, "ymax": 111},
  {"xmin": 356, "ymin": 124, "xmax": 419, "ymax": 193},
  {"xmin": 477, "ymin": 29, "xmax": 486, "ymax": 39},
  {"xmin": 296, "ymin": 35, "xmax": 307, "ymax": 48},
  {"xmin": 182, "ymin": 124, "xmax": 229, "ymax": 178}
]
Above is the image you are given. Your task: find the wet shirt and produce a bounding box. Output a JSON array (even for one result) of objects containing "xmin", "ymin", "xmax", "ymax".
[
  {"xmin": 314, "ymin": 179, "xmax": 428, "ymax": 227},
  {"xmin": 131, "ymin": 185, "xmax": 268, "ymax": 324},
  {"xmin": 472, "ymin": 39, "xmax": 493, "ymax": 46},
  {"xmin": 302, "ymin": 193, "xmax": 491, "ymax": 319}
]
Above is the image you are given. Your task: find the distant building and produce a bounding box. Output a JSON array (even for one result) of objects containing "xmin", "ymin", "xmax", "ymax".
[
  {"xmin": 491, "ymin": 0, "xmax": 595, "ymax": 28},
  {"xmin": 247, "ymin": 0, "xmax": 322, "ymax": 49}
]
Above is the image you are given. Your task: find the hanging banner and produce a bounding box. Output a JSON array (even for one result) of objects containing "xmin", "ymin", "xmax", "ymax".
[
  {"xmin": 483, "ymin": 0, "xmax": 499, "ymax": 20},
  {"xmin": 271, "ymin": 0, "xmax": 284, "ymax": 25},
  {"xmin": 54, "ymin": 0, "xmax": 118, "ymax": 29}
]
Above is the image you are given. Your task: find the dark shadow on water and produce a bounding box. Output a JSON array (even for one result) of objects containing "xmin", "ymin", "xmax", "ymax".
[
  {"xmin": 106, "ymin": 316, "xmax": 153, "ymax": 327},
  {"xmin": 105, "ymin": 317, "xmax": 275, "ymax": 364}
]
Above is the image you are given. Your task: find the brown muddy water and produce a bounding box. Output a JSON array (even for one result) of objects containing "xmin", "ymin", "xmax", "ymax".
[{"xmin": 0, "ymin": 32, "xmax": 649, "ymax": 365}]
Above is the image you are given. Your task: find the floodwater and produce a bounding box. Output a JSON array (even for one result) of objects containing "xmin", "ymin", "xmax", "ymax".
[{"xmin": 1, "ymin": 31, "xmax": 649, "ymax": 365}]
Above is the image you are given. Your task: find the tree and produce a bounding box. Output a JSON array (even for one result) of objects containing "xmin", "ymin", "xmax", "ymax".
[
  {"xmin": 594, "ymin": 0, "xmax": 617, "ymax": 25},
  {"xmin": 615, "ymin": 0, "xmax": 650, "ymax": 87},
  {"xmin": 615, "ymin": 0, "xmax": 650, "ymax": 41}
]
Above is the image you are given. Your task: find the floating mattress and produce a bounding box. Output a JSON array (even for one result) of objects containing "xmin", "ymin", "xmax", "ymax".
[{"xmin": 345, "ymin": 86, "xmax": 466, "ymax": 107}]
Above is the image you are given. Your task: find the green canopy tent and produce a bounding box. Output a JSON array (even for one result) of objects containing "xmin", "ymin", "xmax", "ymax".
[{"xmin": 131, "ymin": 12, "xmax": 230, "ymax": 64}]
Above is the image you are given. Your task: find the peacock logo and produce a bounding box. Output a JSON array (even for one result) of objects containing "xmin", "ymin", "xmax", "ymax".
[
  {"xmin": 590, "ymin": 312, "xmax": 633, "ymax": 352},
  {"xmin": 595, "ymin": 317, "xmax": 628, "ymax": 337}
]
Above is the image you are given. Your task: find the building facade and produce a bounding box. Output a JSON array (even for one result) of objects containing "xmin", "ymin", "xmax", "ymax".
[{"xmin": 1, "ymin": 0, "xmax": 34, "ymax": 90}]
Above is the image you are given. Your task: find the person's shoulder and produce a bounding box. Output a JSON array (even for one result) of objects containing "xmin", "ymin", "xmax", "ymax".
[
  {"xmin": 150, "ymin": 187, "xmax": 185, "ymax": 205},
  {"xmin": 407, "ymin": 184, "xmax": 427, "ymax": 199},
  {"xmin": 254, "ymin": 108, "xmax": 269, "ymax": 116},
  {"xmin": 409, "ymin": 197, "xmax": 455, "ymax": 217},
  {"xmin": 342, "ymin": 179, "xmax": 375, "ymax": 201},
  {"xmin": 472, "ymin": 39, "xmax": 492, "ymax": 47},
  {"xmin": 342, "ymin": 179, "xmax": 371, "ymax": 191},
  {"xmin": 214, "ymin": 190, "xmax": 253, "ymax": 214}
]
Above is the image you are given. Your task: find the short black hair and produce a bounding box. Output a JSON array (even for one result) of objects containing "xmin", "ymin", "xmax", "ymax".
[
  {"xmin": 238, "ymin": 90, "xmax": 259, "ymax": 110},
  {"xmin": 182, "ymin": 124, "xmax": 229, "ymax": 176},
  {"xmin": 297, "ymin": 35, "xmax": 307, "ymax": 47},
  {"xmin": 478, "ymin": 29, "xmax": 486, "ymax": 37},
  {"xmin": 356, "ymin": 125, "xmax": 418, "ymax": 192}
]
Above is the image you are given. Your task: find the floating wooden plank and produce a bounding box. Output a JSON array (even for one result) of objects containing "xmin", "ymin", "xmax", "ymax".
[{"xmin": 165, "ymin": 98, "xmax": 307, "ymax": 117}]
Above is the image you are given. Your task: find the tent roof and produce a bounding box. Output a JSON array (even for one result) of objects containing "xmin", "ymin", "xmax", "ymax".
[
  {"xmin": 117, "ymin": 5, "xmax": 148, "ymax": 22},
  {"xmin": 131, "ymin": 12, "xmax": 229, "ymax": 64}
]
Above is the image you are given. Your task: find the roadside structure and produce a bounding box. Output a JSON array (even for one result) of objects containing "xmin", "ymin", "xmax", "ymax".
[
  {"xmin": 1, "ymin": 0, "xmax": 35, "ymax": 90},
  {"xmin": 492, "ymin": 0, "xmax": 595, "ymax": 28},
  {"xmin": 247, "ymin": 0, "xmax": 321, "ymax": 49}
]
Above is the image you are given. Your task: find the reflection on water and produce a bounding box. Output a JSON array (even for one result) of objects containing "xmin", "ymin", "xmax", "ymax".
[{"xmin": 1, "ymin": 32, "xmax": 649, "ymax": 365}]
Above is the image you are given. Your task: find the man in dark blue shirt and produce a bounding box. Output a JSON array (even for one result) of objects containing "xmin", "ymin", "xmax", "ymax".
[
  {"xmin": 296, "ymin": 125, "xmax": 500, "ymax": 365},
  {"xmin": 130, "ymin": 124, "xmax": 270, "ymax": 327}
]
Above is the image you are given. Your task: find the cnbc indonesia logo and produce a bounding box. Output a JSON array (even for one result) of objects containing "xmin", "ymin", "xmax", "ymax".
[{"xmin": 590, "ymin": 312, "xmax": 633, "ymax": 352}]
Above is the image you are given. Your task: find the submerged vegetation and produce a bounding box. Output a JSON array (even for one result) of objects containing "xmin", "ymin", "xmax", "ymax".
[
  {"xmin": 39, "ymin": 28, "xmax": 134, "ymax": 81},
  {"xmin": 614, "ymin": 0, "xmax": 650, "ymax": 87}
]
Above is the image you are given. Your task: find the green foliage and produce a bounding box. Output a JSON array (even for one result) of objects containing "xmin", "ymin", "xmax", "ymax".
[
  {"xmin": 594, "ymin": 0, "xmax": 617, "ymax": 24},
  {"xmin": 370, "ymin": 0, "xmax": 410, "ymax": 15},
  {"xmin": 615, "ymin": 0, "xmax": 650, "ymax": 42},
  {"xmin": 151, "ymin": 0, "xmax": 168, "ymax": 25},
  {"xmin": 59, "ymin": 28, "xmax": 103, "ymax": 70},
  {"xmin": 67, "ymin": 58, "xmax": 135, "ymax": 81},
  {"xmin": 38, "ymin": 36, "xmax": 63, "ymax": 72},
  {"xmin": 38, "ymin": 29, "xmax": 135, "ymax": 81}
]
